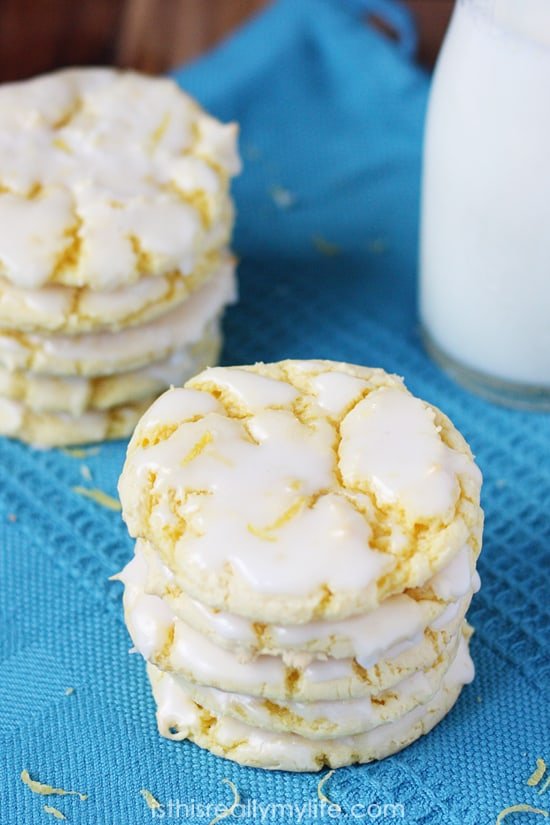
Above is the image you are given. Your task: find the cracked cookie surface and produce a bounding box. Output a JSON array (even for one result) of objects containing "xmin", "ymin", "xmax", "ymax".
[
  {"xmin": 118, "ymin": 360, "xmax": 483, "ymax": 624},
  {"xmin": 0, "ymin": 68, "xmax": 240, "ymax": 290}
]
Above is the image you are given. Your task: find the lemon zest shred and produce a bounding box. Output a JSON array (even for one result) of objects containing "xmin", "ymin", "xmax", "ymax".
[
  {"xmin": 181, "ymin": 431, "xmax": 213, "ymax": 465},
  {"xmin": 20, "ymin": 769, "xmax": 87, "ymax": 801},
  {"xmin": 267, "ymin": 497, "xmax": 306, "ymax": 531},
  {"xmin": 43, "ymin": 805, "xmax": 66, "ymax": 820},
  {"xmin": 495, "ymin": 803, "xmax": 549, "ymax": 823},
  {"xmin": 208, "ymin": 779, "xmax": 240, "ymax": 825},
  {"xmin": 72, "ymin": 486, "xmax": 121, "ymax": 511},
  {"xmin": 528, "ymin": 759, "xmax": 547, "ymax": 787},
  {"xmin": 140, "ymin": 788, "xmax": 161, "ymax": 811},
  {"xmin": 52, "ymin": 138, "xmax": 71, "ymax": 153},
  {"xmin": 317, "ymin": 770, "xmax": 341, "ymax": 811},
  {"xmin": 247, "ymin": 497, "xmax": 306, "ymax": 541},
  {"xmin": 61, "ymin": 447, "xmax": 100, "ymax": 458},
  {"xmin": 312, "ymin": 235, "xmax": 340, "ymax": 257},
  {"xmin": 149, "ymin": 112, "xmax": 171, "ymax": 150},
  {"xmin": 247, "ymin": 523, "xmax": 277, "ymax": 542}
]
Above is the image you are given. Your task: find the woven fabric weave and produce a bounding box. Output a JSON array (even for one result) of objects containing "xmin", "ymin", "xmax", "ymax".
[{"xmin": 1, "ymin": 1, "xmax": 549, "ymax": 822}]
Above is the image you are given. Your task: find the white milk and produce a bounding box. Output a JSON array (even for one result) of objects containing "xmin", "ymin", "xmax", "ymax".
[{"xmin": 420, "ymin": 0, "xmax": 550, "ymax": 399}]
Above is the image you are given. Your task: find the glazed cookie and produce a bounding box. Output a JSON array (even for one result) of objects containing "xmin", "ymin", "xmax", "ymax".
[
  {"xmin": 147, "ymin": 633, "xmax": 474, "ymax": 771},
  {"xmin": 0, "ymin": 68, "xmax": 240, "ymax": 290},
  {"xmin": 0, "ymin": 249, "xmax": 228, "ymax": 335},
  {"xmin": 127, "ymin": 539, "xmax": 479, "ymax": 663},
  {"xmin": 119, "ymin": 360, "xmax": 483, "ymax": 624},
  {"xmin": 121, "ymin": 561, "xmax": 471, "ymax": 702},
  {"xmin": 0, "ymin": 395, "xmax": 152, "ymax": 447},
  {"xmin": 0, "ymin": 322, "xmax": 221, "ymax": 416},
  {"xmin": 117, "ymin": 359, "xmax": 483, "ymax": 769},
  {"xmin": 165, "ymin": 632, "xmax": 469, "ymax": 740},
  {"xmin": 0, "ymin": 259, "xmax": 236, "ymax": 376}
]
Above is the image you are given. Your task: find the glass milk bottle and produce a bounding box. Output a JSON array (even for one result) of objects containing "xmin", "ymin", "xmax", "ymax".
[{"xmin": 420, "ymin": 0, "xmax": 550, "ymax": 409}]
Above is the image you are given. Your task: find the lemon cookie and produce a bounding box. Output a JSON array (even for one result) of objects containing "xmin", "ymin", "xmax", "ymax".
[
  {"xmin": 147, "ymin": 632, "xmax": 474, "ymax": 771},
  {"xmin": 121, "ymin": 562, "xmax": 470, "ymax": 702},
  {"xmin": 0, "ymin": 259, "xmax": 236, "ymax": 376},
  {"xmin": 0, "ymin": 68, "xmax": 240, "ymax": 291},
  {"xmin": 126, "ymin": 539, "xmax": 478, "ymax": 663},
  {"xmin": 118, "ymin": 360, "xmax": 483, "ymax": 624},
  {"xmin": 0, "ymin": 250, "xmax": 227, "ymax": 335},
  {"xmin": 0, "ymin": 322, "xmax": 220, "ymax": 416},
  {"xmin": 0, "ymin": 395, "xmax": 152, "ymax": 447},
  {"xmin": 145, "ymin": 630, "xmax": 470, "ymax": 740}
]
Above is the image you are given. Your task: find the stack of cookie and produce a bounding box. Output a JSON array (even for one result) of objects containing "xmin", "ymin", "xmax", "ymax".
[
  {"xmin": 0, "ymin": 68, "xmax": 240, "ymax": 447},
  {"xmin": 117, "ymin": 360, "xmax": 484, "ymax": 771}
]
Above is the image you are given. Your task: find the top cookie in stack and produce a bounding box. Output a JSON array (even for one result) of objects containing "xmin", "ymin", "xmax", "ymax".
[{"xmin": 0, "ymin": 68, "xmax": 240, "ymax": 447}]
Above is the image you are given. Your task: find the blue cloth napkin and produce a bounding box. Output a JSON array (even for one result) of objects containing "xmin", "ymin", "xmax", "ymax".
[{"xmin": 1, "ymin": 1, "xmax": 549, "ymax": 823}]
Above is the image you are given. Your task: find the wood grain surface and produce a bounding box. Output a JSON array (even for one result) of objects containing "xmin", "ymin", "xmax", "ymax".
[
  {"xmin": 405, "ymin": 0, "xmax": 454, "ymax": 66},
  {"xmin": 0, "ymin": 0, "xmax": 453, "ymax": 83}
]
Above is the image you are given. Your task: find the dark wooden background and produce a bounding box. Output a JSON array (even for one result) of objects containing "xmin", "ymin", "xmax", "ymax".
[{"xmin": 0, "ymin": 0, "xmax": 453, "ymax": 83}]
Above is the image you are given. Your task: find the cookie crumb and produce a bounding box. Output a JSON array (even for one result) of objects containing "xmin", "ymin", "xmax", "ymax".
[
  {"xmin": 72, "ymin": 487, "xmax": 121, "ymax": 511},
  {"xmin": 7, "ymin": 513, "xmax": 17, "ymax": 522},
  {"xmin": 64, "ymin": 687, "xmax": 75, "ymax": 697},
  {"xmin": 269, "ymin": 185, "xmax": 296, "ymax": 209}
]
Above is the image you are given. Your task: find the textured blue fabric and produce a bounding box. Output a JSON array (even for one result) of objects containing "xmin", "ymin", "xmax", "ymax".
[{"xmin": 1, "ymin": 1, "xmax": 549, "ymax": 823}]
